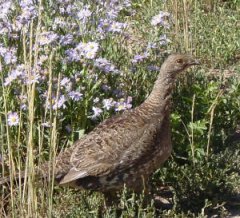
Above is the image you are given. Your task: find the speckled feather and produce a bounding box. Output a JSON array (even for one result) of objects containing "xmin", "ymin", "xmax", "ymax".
[{"xmin": 0, "ymin": 54, "xmax": 200, "ymax": 192}]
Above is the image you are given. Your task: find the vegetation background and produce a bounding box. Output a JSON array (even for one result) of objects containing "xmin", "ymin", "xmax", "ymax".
[{"xmin": 0, "ymin": 0, "xmax": 239, "ymax": 217}]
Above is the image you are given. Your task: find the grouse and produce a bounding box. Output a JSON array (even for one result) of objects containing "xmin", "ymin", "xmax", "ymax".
[{"xmin": 0, "ymin": 54, "xmax": 200, "ymax": 195}]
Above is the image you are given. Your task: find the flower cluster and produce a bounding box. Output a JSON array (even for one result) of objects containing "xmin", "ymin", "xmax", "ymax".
[
  {"xmin": 0, "ymin": 44, "xmax": 17, "ymax": 65},
  {"xmin": 39, "ymin": 31, "xmax": 59, "ymax": 46},
  {"xmin": 0, "ymin": 1, "xmax": 13, "ymax": 20},
  {"xmin": 0, "ymin": 0, "xmax": 172, "ymax": 127},
  {"xmin": 43, "ymin": 76, "xmax": 83, "ymax": 111},
  {"xmin": 66, "ymin": 41, "xmax": 99, "ymax": 61},
  {"xmin": 131, "ymin": 52, "xmax": 149, "ymax": 64},
  {"xmin": 97, "ymin": 19, "xmax": 127, "ymax": 35},
  {"xmin": 3, "ymin": 64, "xmax": 41, "ymax": 86},
  {"xmin": 151, "ymin": 11, "xmax": 171, "ymax": 28},
  {"xmin": 94, "ymin": 58, "xmax": 120, "ymax": 74},
  {"xmin": 159, "ymin": 34, "xmax": 171, "ymax": 45},
  {"xmin": 90, "ymin": 96, "xmax": 133, "ymax": 119},
  {"xmin": 68, "ymin": 91, "xmax": 83, "ymax": 101},
  {"xmin": 77, "ymin": 6, "xmax": 92, "ymax": 23},
  {"xmin": 115, "ymin": 97, "xmax": 132, "ymax": 111},
  {"xmin": 17, "ymin": 0, "xmax": 38, "ymax": 26}
]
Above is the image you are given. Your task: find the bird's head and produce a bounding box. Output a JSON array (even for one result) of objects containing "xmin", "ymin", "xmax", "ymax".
[{"xmin": 161, "ymin": 54, "xmax": 200, "ymax": 76}]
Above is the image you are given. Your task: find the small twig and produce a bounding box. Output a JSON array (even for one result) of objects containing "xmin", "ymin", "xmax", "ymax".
[
  {"xmin": 190, "ymin": 94, "xmax": 196, "ymax": 164},
  {"xmin": 206, "ymin": 89, "xmax": 224, "ymax": 159}
]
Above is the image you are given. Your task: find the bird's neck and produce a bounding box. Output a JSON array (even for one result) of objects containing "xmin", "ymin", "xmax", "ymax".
[{"xmin": 145, "ymin": 70, "xmax": 176, "ymax": 107}]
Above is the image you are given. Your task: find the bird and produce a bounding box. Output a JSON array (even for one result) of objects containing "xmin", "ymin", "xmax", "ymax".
[{"xmin": 0, "ymin": 54, "xmax": 200, "ymax": 200}]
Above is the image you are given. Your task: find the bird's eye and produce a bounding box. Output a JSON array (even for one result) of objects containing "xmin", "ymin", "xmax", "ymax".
[{"xmin": 176, "ymin": 59, "xmax": 183, "ymax": 64}]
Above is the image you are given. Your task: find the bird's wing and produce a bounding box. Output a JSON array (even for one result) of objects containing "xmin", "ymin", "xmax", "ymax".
[
  {"xmin": 60, "ymin": 109, "xmax": 165, "ymax": 185},
  {"xmin": 60, "ymin": 111, "xmax": 147, "ymax": 184},
  {"xmin": 118, "ymin": 114, "xmax": 171, "ymax": 171}
]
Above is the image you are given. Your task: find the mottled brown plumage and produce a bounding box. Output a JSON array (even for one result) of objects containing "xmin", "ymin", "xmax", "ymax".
[{"xmin": 0, "ymin": 54, "xmax": 200, "ymax": 194}]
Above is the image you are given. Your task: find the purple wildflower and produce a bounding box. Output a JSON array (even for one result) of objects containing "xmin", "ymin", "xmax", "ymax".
[
  {"xmin": 77, "ymin": 7, "xmax": 92, "ymax": 22},
  {"xmin": 41, "ymin": 122, "xmax": 52, "ymax": 128},
  {"xmin": 65, "ymin": 124, "xmax": 72, "ymax": 133},
  {"xmin": 97, "ymin": 19, "xmax": 111, "ymax": 33},
  {"xmin": 91, "ymin": 106, "xmax": 103, "ymax": 119},
  {"xmin": 104, "ymin": 0, "xmax": 131, "ymax": 16},
  {"xmin": 39, "ymin": 31, "xmax": 59, "ymax": 46},
  {"xmin": 4, "ymin": 74, "xmax": 16, "ymax": 86},
  {"xmin": 76, "ymin": 42, "xmax": 86, "ymax": 51},
  {"xmin": 53, "ymin": 95, "xmax": 67, "ymax": 110},
  {"xmin": 39, "ymin": 55, "xmax": 48, "ymax": 65},
  {"xmin": 127, "ymin": 96, "xmax": 133, "ymax": 106},
  {"xmin": 131, "ymin": 52, "xmax": 149, "ymax": 64},
  {"xmin": 101, "ymin": 84, "xmax": 111, "ymax": 92},
  {"xmin": 20, "ymin": 0, "xmax": 35, "ymax": 8},
  {"xmin": 65, "ymin": 48, "xmax": 80, "ymax": 62},
  {"xmin": 72, "ymin": 71, "xmax": 82, "ymax": 82},
  {"xmin": 115, "ymin": 96, "xmax": 132, "ymax": 111},
  {"xmin": 4, "ymin": 64, "xmax": 26, "ymax": 86},
  {"xmin": 7, "ymin": 112, "xmax": 19, "ymax": 126},
  {"xmin": 4, "ymin": 50, "xmax": 17, "ymax": 64},
  {"xmin": 26, "ymin": 73, "xmax": 40, "ymax": 84},
  {"xmin": 0, "ymin": 21, "xmax": 11, "ymax": 35},
  {"xmin": 147, "ymin": 65, "xmax": 160, "ymax": 71},
  {"xmin": 58, "ymin": 3, "xmax": 76, "ymax": 16},
  {"xmin": 94, "ymin": 58, "xmax": 119, "ymax": 74},
  {"xmin": 102, "ymin": 98, "xmax": 114, "ymax": 110},
  {"xmin": 0, "ymin": 45, "xmax": 17, "ymax": 65},
  {"xmin": 16, "ymin": 64, "xmax": 26, "ymax": 73},
  {"xmin": 20, "ymin": 104, "xmax": 27, "ymax": 110},
  {"xmin": 108, "ymin": 21, "xmax": 127, "ymax": 33},
  {"xmin": 93, "ymin": 97, "xmax": 100, "ymax": 103},
  {"xmin": 113, "ymin": 89, "xmax": 124, "ymax": 98},
  {"xmin": 114, "ymin": 100, "xmax": 126, "ymax": 111},
  {"xmin": 53, "ymin": 17, "xmax": 68, "ymax": 30},
  {"xmin": 70, "ymin": 41, "xmax": 99, "ymax": 60},
  {"xmin": 0, "ymin": 45, "xmax": 7, "ymax": 56},
  {"xmin": 60, "ymin": 77, "xmax": 72, "ymax": 92},
  {"xmin": 60, "ymin": 77, "xmax": 71, "ymax": 87},
  {"xmin": 147, "ymin": 42, "xmax": 158, "ymax": 49},
  {"xmin": 68, "ymin": 91, "xmax": 83, "ymax": 101},
  {"xmin": 82, "ymin": 42, "xmax": 99, "ymax": 59},
  {"xmin": 0, "ymin": 1, "xmax": 12, "ymax": 19},
  {"xmin": 123, "ymin": 0, "xmax": 132, "ymax": 8},
  {"xmin": 11, "ymin": 66, "xmax": 25, "ymax": 78},
  {"xmin": 17, "ymin": 0, "xmax": 37, "ymax": 25},
  {"xmin": 159, "ymin": 34, "xmax": 170, "ymax": 45},
  {"xmin": 60, "ymin": 34, "xmax": 74, "ymax": 46},
  {"xmin": 106, "ymin": 9, "xmax": 119, "ymax": 19},
  {"xmin": 19, "ymin": 94, "xmax": 28, "ymax": 110},
  {"xmin": 151, "ymin": 11, "xmax": 171, "ymax": 28}
]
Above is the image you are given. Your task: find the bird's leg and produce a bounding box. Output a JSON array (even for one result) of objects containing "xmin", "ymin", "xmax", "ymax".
[
  {"xmin": 103, "ymin": 191, "xmax": 119, "ymax": 207},
  {"xmin": 97, "ymin": 191, "xmax": 122, "ymax": 217},
  {"xmin": 141, "ymin": 175, "xmax": 150, "ymax": 195},
  {"xmin": 140, "ymin": 175, "xmax": 154, "ymax": 207}
]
